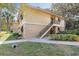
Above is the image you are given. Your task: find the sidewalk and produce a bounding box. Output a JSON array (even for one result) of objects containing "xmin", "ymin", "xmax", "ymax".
[{"xmin": 0, "ymin": 38, "xmax": 79, "ymax": 46}]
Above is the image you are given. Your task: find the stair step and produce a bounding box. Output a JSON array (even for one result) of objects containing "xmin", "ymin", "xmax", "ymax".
[{"xmin": 39, "ymin": 23, "xmax": 52, "ymax": 36}]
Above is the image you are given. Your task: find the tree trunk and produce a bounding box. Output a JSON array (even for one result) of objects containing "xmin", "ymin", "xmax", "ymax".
[{"xmin": 6, "ymin": 16, "xmax": 10, "ymax": 31}]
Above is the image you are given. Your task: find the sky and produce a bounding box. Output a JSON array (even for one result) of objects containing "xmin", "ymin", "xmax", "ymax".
[
  {"xmin": 29, "ymin": 3, "xmax": 52, "ymax": 9},
  {"xmin": 16, "ymin": 3, "xmax": 52, "ymax": 9}
]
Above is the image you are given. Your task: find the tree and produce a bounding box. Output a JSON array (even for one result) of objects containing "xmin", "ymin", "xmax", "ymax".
[
  {"xmin": 0, "ymin": 3, "xmax": 17, "ymax": 31},
  {"xmin": 51, "ymin": 3, "xmax": 79, "ymax": 29},
  {"xmin": 51, "ymin": 3, "xmax": 79, "ymax": 17}
]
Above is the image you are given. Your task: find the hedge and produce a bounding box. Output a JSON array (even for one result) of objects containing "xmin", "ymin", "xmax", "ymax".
[
  {"xmin": 61, "ymin": 29, "xmax": 79, "ymax": 35},
  {"xmin": 48, "ymin": 34, "xmax": 79, "ymax": 41}
]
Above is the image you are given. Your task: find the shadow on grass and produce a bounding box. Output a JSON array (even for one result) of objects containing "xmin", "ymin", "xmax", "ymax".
[{"xmin": 6, "ymin": 33, "xmax": 20, "ymax": 41}]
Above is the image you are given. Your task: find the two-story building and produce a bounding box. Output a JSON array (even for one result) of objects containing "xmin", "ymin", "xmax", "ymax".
[{"xmin": 12, "ymin": 4, "xmax": 65, "ymax": 39}]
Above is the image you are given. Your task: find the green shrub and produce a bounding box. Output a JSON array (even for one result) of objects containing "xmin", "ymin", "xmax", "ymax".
[
  {"xmin": 76, "ymin": 28, "xmax": 79, "ymax": 35},
  {"xmin": 1, "ymin": 19, "xmax": 7, "ymax": 31},
  {"xmin": 12, "ymin": 33, "xmax": 22, "ymax": 38},
  {"xmin": 48, "ymin": 34, "xmax": 79, "ymax": 41},
  {"xmin": 62, "ymin": 29, "xmax": 79, "ymax": 35},
  {"xmin": 13, "ymin": 33, "xmax": 19, "ymax": 36},
  {"xmin": 7, "ymin": 33, "xmax": 21, "ymax": 40}
]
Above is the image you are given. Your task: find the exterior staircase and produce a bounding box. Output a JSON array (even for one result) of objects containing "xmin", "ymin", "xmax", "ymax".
[
  {"xmin": 39, "ymin": 21, "xmax": 60, "ymax": 39},
  {"xmin": 40, "ymin": 24, "xmax": 55, "ymax": 39},
  {"xmin": 39, "ymin": 23, "xmax": 52, "ymax": 36}
]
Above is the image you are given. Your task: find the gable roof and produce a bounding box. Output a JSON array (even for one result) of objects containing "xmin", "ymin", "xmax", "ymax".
[
  {"xmin": 20, "ymin": 4, "xmax": 63, "ymax": 19},
  {"xmin": 26, "ymin": 4, "xmax": 63, "ymax": 19}
]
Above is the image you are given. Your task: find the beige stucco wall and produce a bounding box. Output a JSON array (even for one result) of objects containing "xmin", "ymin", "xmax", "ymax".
[
  {"xmin": 21, "ymin": 6, "xmax": 52, "ymax": 38},
  {"xmin": 23, "ymin": 7, "xmax": 51, "ymax": 25},
  {"xmin": 23, "ymin": 24, "xmax": 46, "ymax": 38},
  {"xmin": 60, "ymin": 20, "xmax": 65, "ymax": 31}
]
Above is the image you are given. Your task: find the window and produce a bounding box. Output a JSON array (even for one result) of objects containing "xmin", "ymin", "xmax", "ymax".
[
  {"xmin": 20, "ymin": 14, "xmax": 23, "ymax": 20},
  {"xmin": 21, "ymin": 26, "xmax": 23, "ymax": 33}
]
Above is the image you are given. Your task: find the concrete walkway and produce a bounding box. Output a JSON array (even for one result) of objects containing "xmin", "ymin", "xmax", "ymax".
[{"xmin": 0, "ymin": 38, "xmax": 79, "ymax": 46}]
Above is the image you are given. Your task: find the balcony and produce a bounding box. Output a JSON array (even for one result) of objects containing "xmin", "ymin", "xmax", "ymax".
[
  {"xmin": 52, "ymin": 21, "xmax": 61, "ymax": 27},
  {"xmin": 54, "ymin": 21, "xmax": 60, "ymax": 24}
]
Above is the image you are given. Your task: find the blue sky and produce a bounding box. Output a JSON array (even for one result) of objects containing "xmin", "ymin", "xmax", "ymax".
[
  {"xmin": 29, "ymin": 3, "xmax": 52, "ymax": 9},
  {"xmin": 16, "ymin": 3, "xmax": 52, "ymax": 9}
]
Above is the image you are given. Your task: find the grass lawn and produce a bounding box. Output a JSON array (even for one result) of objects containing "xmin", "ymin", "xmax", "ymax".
[
  {"xmin": 0, "ymin": 32, "xmax": 12, "ymax": 44},
  {"xmin": 0, "ymin": 31, "xmax": 19, "ymax": 41},
  {"xmin": 0, "ymin": 42, "xmax": 79, "ymax": 56}
]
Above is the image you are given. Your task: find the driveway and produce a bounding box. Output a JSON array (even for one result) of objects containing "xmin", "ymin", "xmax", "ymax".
[{"xmin": 0, "ymin": 38, "xmax": 79, "ymax": 46}]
